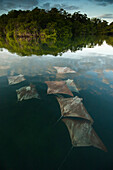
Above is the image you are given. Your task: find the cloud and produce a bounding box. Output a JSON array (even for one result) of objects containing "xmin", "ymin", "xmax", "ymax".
[
  {"xmin": 93, "ymin": 0, "xmax": 113, "ymax": 6},
  {"xmin": 97, "ymin": 2, "xmax": 108, "ymax": 6},
  {"xmin": 42, "ymin": 2, "xmax": 51, "ymax": 9},
  {"xmin": 53, "ymin": 4, "xmax": 79, "ymax": 10},
  {"xmin": 64, "ymin": 5, "xmax": 79, "ymax": 10},
  {"xmin": 99, "ymin": 14, "xmax": 113, "ymax": 18},
  {"xmin": 41, "ymin": 3, "xmax": 79, "ymax": 11},
  {"xmin": 0, "ymin": 0, "xmax": 38, "ymax": 12}
]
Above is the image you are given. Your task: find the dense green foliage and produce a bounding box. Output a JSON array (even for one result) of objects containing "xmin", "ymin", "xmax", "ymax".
[
  {"xmin": 0, "ymin": 8, "xmax": 113, "ymax": 41},
  {"xmin": 0, "ymin": 34, "xmax": 112, "ymax": 56},
  {"xmin": 0, "ymin": 8, "xmax": 113, "ymax": 56}
]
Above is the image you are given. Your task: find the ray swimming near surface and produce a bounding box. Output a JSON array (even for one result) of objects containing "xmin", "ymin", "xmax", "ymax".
[
  {"xmin": 8, "ymin": 74, "xmax": 26, "ymax": 85},
  {"xmin": 56, "ymin": 96, "xmax": 93, "ymax": 123},
  {"xmin": 16, "ymin": 84, "xmax": 40, "ymax": 101},
  {"xmin": 57, "ymin": 118, "xmax": 107, "ymax": 170},
  {"xmin": 54, "ymin": 66, "xmax": 76, "ymax": 74},
  {"xmin": 45, "ymin": 81, "xmax": 74, "ymax": 96},
  {"xmin": 62, "ymin": 118, "xmax": 107, "ymax": 152}
]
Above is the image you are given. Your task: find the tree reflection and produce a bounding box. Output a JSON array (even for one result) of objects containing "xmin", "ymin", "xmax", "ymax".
[{"xmin": 0, "ymin": 35, "xmax": 113, "ymax": 56}]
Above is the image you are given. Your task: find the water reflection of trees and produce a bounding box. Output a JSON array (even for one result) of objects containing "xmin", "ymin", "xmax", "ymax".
[
  {"xmin": 0, "ymin": 35, "xmax": 112, "ymax": 56},
  {"xmin": 105, "ymin": 36, "xmax": 113, "ymax": 47}
]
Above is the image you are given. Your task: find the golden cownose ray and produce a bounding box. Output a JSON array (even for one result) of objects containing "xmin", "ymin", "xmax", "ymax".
[
  {"xmin": 56, "ymin": 96, "xmax": 93, "ymax": 123},
  {"xmin": 45, "ymin": 81, "xmax": 74, "ymax": 97},
  {"xmin": 62, "ymin": 118, "xmax": 107, "ymax": 152},
  {"xmin": 8, "ymin": 74, "xmax": 26, "ymax": 85},
  {"xmin": 54, "ymin": 66, "xmax": 76, "ymax": 74},
  {"xmin": 16, "ymin": 84, "xmax": 40, "ymax": 101}
]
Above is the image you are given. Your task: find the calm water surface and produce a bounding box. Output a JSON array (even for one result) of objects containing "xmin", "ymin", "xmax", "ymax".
[{"xmin": 0, "ymin": 41, "xmax": 113, "ymax": 170}]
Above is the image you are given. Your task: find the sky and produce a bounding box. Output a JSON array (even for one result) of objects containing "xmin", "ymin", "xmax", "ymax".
[{"xmin": 0, "ymin": 0, "xmax": 113, "ymax": 23}]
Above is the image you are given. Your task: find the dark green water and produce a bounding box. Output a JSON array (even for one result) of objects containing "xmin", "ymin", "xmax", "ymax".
[{"xmin": 0, "ymin": 41, "xmax": 113, "ymax": 170}]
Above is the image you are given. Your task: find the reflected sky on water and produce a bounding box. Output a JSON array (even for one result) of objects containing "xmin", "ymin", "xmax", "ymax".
[{"xmin": 0, "ymin": 41, "xmax": 113, "ymax": 93}]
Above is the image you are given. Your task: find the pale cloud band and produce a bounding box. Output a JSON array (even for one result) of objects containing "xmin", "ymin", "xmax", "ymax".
[
  {"xmin": 93, "ymin": 0, "xmax": 113, "ymax": 6},
  {"xmin": 0, "ymin": 0, "xmax": 38, "ymax": 11},
  {"xmin": 99, "ymin": 14, "xmax": 113, "ymax": 19},
  {"xmin": 40, "ymin": 2, "xmax": 79, "ymax": 11}
]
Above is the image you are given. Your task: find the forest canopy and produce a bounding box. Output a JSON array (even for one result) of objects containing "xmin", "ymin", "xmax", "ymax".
[{"xmin": 0, "ymin": 7, "xmax": 113, "ymax": 41}]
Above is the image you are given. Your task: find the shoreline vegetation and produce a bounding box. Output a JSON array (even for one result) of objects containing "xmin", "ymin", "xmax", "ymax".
[
  {"xmin": 0, "ymin": 8, "xmax": 113, "ymax": 40},
  {"xmin": 1, "ymin": 35, "xmax": 113, "ymax": 56},
  {"xmin": 0, "ymin": 8, "xmax": 113, "ymax": 56}
]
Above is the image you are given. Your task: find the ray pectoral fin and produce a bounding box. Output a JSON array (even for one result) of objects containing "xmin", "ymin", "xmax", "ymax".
[
  {"xmin": 62, "ymin": 118, "xmax": 107, "ymax": 152},
  {"xmin": 65, "ymin": 79, "xmax": 79, "ymax": 93},
  {"xmin": 62, "ymin": 118, "xmax": 93, "ymax": 147},
  {"xmin": 90, "ymin": 129, "xmax": 107, "ymax": 152}
]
